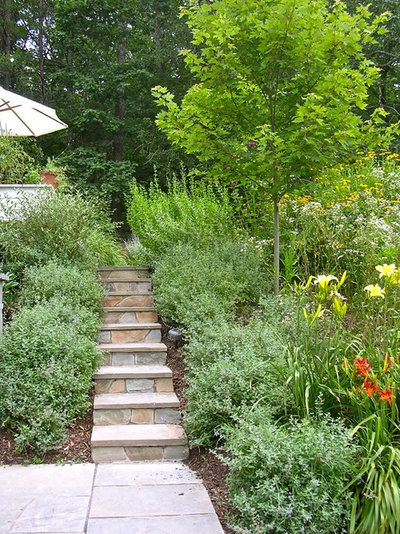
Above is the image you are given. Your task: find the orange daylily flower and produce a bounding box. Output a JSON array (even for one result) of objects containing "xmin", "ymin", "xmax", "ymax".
[
  {"xmin": 377, "ymin": 388, "xmax": 395, "ymax": 405},
  {"xmin": 362, "ymin": 379, "xmax": 378, "ymax": 398},
  {"xmin": 354, "ymin": 357, "xmax": 371, "ymax": 377}
]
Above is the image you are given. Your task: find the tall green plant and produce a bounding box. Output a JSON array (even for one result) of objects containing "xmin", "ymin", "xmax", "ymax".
[
  {"xmin": 153, "ymin": 0, "xmax": 397, "ymax": 292},
  {"xmin": 128, "ymin": 176, "xmax": 237, "ymax": 255}
]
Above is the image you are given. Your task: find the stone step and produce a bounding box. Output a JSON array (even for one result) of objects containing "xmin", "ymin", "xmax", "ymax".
[
  {"xmin": 101, "ymin": 278, "xmax": 151, "ymax": 293},
  {"xmin": 103, "ymin": 307, "xmax": 158, "ymax": 325},
  {"xmin": 94, "ymin": 365, "xmax": 173, "ymax": 394},
  {"xmin": 103, "ymin": 292, "xmax": 154, "ymax": 308},
  {"xmin": 91, "ymin": 424, "xmax": 189, "ymax": 462},
  {"xmin": 99, "ymin": 323, "xmax": 161, "ymax": 344},
  {"xmin": 93, "ymin": 392, "xmax": 180, "ymax": 426},
  {"xmin": 99, "ymin": 267, "xmax": 149, "ymax": 281},
  {"xmin": 98, "ymin": 266, "xmax": 149, "ymax": 271},
  {"xmin": 99, "ymin": 342, "xmax": 167, "ymax": 366}
]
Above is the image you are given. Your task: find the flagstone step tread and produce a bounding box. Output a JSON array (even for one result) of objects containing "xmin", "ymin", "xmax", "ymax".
[
  {"xmin": 95, "ymin": 366, "xmax": 172, "ymax": 379},
  {"xmin": 94, "ymin": 392, "xmax": 180, "ymax": 410},
  {"xmin": 102, "ymin": 278, "xmax": 152, "ymax": 283},
  {"xmin": 100, "ymin": 323, "xmax": 161, "ymax": 331},
  {"xmin": 98, "ymin": 266, "xmax": 149, "ymax": 271},
  {"xmin": 98, "ymin": 343, "xmax": 167, "ymax": 352},
  {"xmin": 103, "ymin": 307, "xmax": 156, "ymax": 313},
  {"xmin": 104, "ymin": 291, "xmax": 153, "ymax": 296},
  {"xmin": 91, "ymin": 424, "xmax": 187, "ymax": 447}
]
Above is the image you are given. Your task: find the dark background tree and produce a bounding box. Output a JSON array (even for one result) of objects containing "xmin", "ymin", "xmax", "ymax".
[
  {"xmin": 346, "ymin": 0, "xmax": 400, "ymax": 132},
  {"xmin": 0, "ymin": 0, "xmax": 194, "ymax": 220}
]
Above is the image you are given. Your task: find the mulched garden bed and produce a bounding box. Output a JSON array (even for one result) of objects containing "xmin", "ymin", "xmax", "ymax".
[
  {"xmin": 163, "ymin": 323, "xmax": 237, "ymax": 534},
  {"xmin": 0, "ymin": 387, "xmax": 94, "ymax": 465}
]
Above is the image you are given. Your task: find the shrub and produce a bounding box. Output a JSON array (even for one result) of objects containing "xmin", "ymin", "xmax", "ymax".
[
  {"xmin": 0, "ymin": 299, "xmax": 100, "ymax": 453},
  {"xmin": 225, "ymin": 409, "xmax": 356, "ymax": 534},
  {"xmin": 152, "ymin": 239, "xmax": 268, "ymax": 331},
  {"xmin": 127, "ymin": 177, "xmax": 238, "ymax": 255},
  {"xmin": 0, "ymin": 137, "xmax": 35, "ymax": 184},
  {"xmin": 183, "ymin": 318, "xmax": 291, "ymax": 446},
  {"xmin": 0, "ymin": 191, "xmax": 124, "ymax": 276},
  {"xmin": 21, "ymin": 261, "xmax": 104, "ymax": 313}
]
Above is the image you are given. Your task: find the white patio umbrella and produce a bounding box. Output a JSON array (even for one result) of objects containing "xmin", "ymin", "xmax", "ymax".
[{"xmin": 0, "ymin": 86, "xmax": 67, "ymax": 137}]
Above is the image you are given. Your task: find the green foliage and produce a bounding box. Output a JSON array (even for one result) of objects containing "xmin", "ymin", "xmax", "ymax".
[
  {"xmin": 154, "ymin": 0, "xmax": 392, "ymax": 197},
  {"xmin": 0, "ymin": 299, "xmax": 100, "ymax": 453},
  {"xmin": 153, "ymin": 0, "xmax": 398, "ymax": 290},
  {"xmin": 225, "ymin": 409, "xmax": 357, "ymax": 534},
  {"xmin": 58, "ymin": 147, "xmax": 136, "ymax": 205},
  {"xmin": 183, "ymin": 318, "xmax": 291, "ymax": 446},
  {"xmin": 281, "ymin": 157, "xmax": 400, "ymax": 293},
  {"xmin": 128, "ymin": 176, "xmax": 237, "ymax": 256},
  {"xmin": 152, "ymin": 239, "xmax": 267, "ymax": 330},
  {"xmin": 20, "ymin": 261, "xmax": 103, "ymax": 313},
  {"xmin": 349, "ymin": 415, "xmax": 400, "ymax": 534},
  {"xmin": 0, "ymin": 137, "xmax": 34, "ymax": 184},
  {"xmin": 0, "ymin": 191, "xmax": 124, "ymax": 276}
]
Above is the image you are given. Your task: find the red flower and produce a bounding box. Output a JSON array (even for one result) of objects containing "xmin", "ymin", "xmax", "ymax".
[
  {"xmin": 354, "ymin": 357, "xmax": 371, "ymax": 377},
  {"xmin": 377, "ymin": 388, "xmax": 395, "ymax": 405},
  {"xmin": 248, "ymin": 140, "xmax": 257, "ymax": 148},
  {"xmin": 230, "ymin": 182, "xmax": 237, "ymax": 187},
  {"xmin": 362, "ymin": 379, "xmax": 378, "ymax": 398}
]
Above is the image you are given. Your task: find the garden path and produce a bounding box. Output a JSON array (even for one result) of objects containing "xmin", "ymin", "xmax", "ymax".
[
  {"xmin": 91, "ymin": 266, "xmax": 188, "ymax": 462},
  {"xmin": 0, "ymin": 462, "xmax": 224, "ymax": 533}
]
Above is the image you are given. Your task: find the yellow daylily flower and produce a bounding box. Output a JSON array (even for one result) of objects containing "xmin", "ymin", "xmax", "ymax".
[
  {"xmin": 314, "ymin": 274, "xmax": 338, "ymax": 290},
  {"xmin": 364, "ymin": 284, "xmax": 385, "ymax": 298},
  {"xmin": 375, "ymin": 264, "xmax": 397, "ymax": 278}
]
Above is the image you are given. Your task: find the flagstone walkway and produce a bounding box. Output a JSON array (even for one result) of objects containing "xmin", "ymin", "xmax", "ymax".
[{"xmin": 0, "ymin": 462, "xmax": 224, "ymax": 533}]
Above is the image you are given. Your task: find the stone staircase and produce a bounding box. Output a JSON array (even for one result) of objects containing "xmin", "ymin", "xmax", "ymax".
[{"xmin": 91, "ymin": 266, "xmax": 189, "ymax": 463}]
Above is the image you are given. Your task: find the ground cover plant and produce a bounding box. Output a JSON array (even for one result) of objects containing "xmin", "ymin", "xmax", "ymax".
[{"xmin": 0, "ymin": 190, "xmax": 121, "ymax": 454}]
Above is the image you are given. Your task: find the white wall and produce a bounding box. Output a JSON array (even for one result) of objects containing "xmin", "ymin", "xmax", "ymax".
[{"xmin": 0, "ymin": 184, "xmax": 54, "ymax": 220}]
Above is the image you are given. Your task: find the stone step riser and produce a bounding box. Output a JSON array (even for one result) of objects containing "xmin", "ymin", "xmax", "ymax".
[
  {"xmin": 99, "ymin": 329, "xmax": 161, "ymax": 344},
  {"xmin": 94, "ymin": 407, "xmax": 181, "ymax": 426},
  {"xmin": 103, "ymin": 311, "xmax": 158, "ymax": 324},
  {"xmin": 102, "ymin": 352, "xmax": 167, "ymax": 366},
  {"xmin": 99, "ymin": 270, "xmax": 149, "ymax": 281},
  {"xmin": 92, "ymin": 444, "xmax": 189, "ymax": 463},
  {"xmin": 102, "ymin": 280, "xmax": 151, "ymax": 293},
  {"xmin": 103, "ymin": 294, "xmax": 154, "ymax": 307},
  {"xmin": 95, "ymin": 377, "xmax": 173, "ymax": 394}
]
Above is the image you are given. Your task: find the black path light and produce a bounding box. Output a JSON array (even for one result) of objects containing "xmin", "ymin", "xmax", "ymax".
[
  {"xmin": 168, "ymin": 328, "xmax": 182, "ymax": 348},
  {"xmin": 0, "ymin": 273, "xmax": 10, "ymax": 334}
]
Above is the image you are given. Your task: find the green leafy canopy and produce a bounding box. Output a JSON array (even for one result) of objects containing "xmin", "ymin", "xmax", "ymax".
[{"xmin": 152, "ymin": 0, "xmax": 397, "ymax": 199}]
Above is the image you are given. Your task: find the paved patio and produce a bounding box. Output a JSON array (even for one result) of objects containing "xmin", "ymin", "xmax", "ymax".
[{"xmin": 0, "ymin": 462, "xmax": 224, "ymax": 533}]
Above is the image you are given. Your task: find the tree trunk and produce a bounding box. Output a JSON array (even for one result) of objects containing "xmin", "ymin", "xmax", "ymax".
[
  {"xmin": 38, "ymin": 0, "xmax": 45, "ymax": 103},
  {"xmin": 273, "ymin": 196, "xmax": 280, "ymax": 294},
  {"xmin": 113, "ymin": 22, "xmax": 127, "ymax": 162},
  {"xmin": 1, "ymin": 0, "xmax": 11, "ymax": 89}
]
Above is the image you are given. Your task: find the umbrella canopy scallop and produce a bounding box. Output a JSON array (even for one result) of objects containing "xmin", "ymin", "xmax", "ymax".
[{"xmin": 0, "ymin": 86, "xmax": 67, "ymax": 137}]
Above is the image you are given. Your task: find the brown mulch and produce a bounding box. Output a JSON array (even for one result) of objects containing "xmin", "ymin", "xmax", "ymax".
[
  {"xmin": 161, "ymin": 322, "xmax": 237, "ymax": 534},
  {"xmin": 0, "ymin": 387, "xmax": 94, "ymax": 465}
]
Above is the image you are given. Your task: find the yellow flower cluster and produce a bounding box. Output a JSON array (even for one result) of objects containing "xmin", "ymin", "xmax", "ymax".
[{"xmin": 364, "ymin": 264, "xmax": 399, "ymax": 299}]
